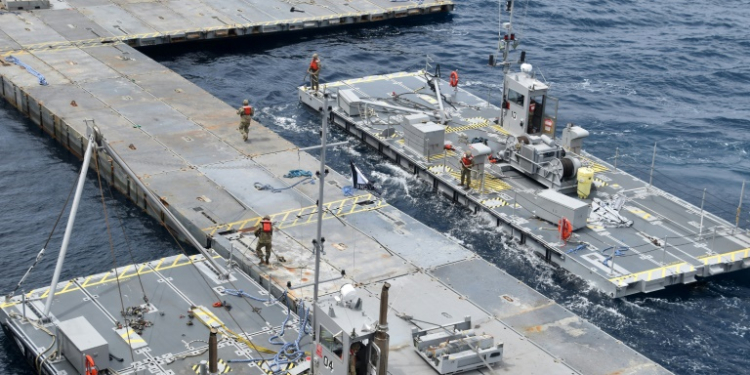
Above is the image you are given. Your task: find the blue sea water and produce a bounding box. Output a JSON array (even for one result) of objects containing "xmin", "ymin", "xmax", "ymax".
[{"xmin": 2, "ymin": 0, "xmax": 750, "ymax": 374}]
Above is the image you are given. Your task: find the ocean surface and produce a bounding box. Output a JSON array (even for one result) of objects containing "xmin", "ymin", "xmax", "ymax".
[{"xmin": 2, "ymin": 0, "xmax": 750, "ymax": 373}]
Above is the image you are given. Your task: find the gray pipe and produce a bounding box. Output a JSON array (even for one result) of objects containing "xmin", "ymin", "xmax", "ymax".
[
  {"xmin": 374, "ymin": 282, "xmax": 391, "ymax": 375},
  {"xmin": 209, "ymin": 329, "xmax": 218, "ymax": 374}
]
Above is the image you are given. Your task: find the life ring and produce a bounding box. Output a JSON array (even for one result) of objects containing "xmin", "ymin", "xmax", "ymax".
[
  {"xmin": 449, "ymin": 71, "xmax": 459, "ymax": 87},
  {"xmin": 558, "ymin": 217, "xmax": 573, "ymax": 243},
  {"xmin": 85, "ymin": 355, "xmax": 98, "ymax": 375}
]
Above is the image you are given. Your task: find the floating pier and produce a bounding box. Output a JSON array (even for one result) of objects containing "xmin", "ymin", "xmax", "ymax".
[
  {"xmin": 1, "ymin": 3, "xmax": 670, "ymax": 375},
  {"xmin": 299, "ymin": 71, "xmax": 750, "ymax": 298}
]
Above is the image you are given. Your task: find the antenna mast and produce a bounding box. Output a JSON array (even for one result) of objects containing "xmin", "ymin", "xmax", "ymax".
[{"xmin": 499, "ymin": 0, "xmax": 519, "ymax": 74}]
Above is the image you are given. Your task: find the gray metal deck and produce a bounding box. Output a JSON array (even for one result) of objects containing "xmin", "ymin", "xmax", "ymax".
[
  {"xmin": 0, "ymin": 4, "xmax": 669, "ymax": 375},
  {"xmin": 0, "ymin": 0, "xmax": 454, "ymax": 49},
  {"xmin": 298, "ymin": 71, "xmax": 750, "ymax": 298}
]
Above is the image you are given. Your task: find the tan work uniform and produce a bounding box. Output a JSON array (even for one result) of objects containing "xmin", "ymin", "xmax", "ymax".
[
  {"xmin": 460, "ymin": 155, "xmax": 474, "ymax": 187},
  {"xmin": 237, "ymin": 105, "xmax": 254, "ymax": 141},
  {"xmin": 308, "ymin": 58, "xmax": 320, "ymax": 92},
  {"xmin": 254, "ymin": 219, "xmax": 272, "ymax": 263}
]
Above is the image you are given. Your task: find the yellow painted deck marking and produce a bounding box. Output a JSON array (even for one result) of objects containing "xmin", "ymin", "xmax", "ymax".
[
  {"xmin": 446, "ymin": 118, "xmax": 491, "ymax": 133},
  {"xmin": 607, "ymin": 248, "xmax": 750, "ymax": 286},
  {"xmin": 1, "ymin": 254, "xmax": 221, "ymax": 309},
  {"xmin": 626, "ymin": 207, "xmax": 652, "ymax": 220},
  {"xmin": 204, "ymin": 194, "xmax": 387, "ymax": 235},
  {"xmin": 576, "ymin": 154, "xmax": 610, "ymax": 173},
  {"xmin": 120, "ymin": 328, "xmax": 146, "ymax": 344},
  {"xmin": 697, "ymin": 247, "xmax": 750, "ymax": 266},
  {"xmin": 117, "ymin": 265, "xmax": 132, "ymax": 280},
  {"xmin": 480, "ymin": 198, "xmax": 510, "ymax": 208},
  {"xmin": 172, "ymin": 255, "xmax": 184, "ymax": 267},
  {"xmin": 193, "ymin": 306, "xmax": 276, "ymax": 354},
  {"xmin": 428, "ymin": 149, "xmax": 457, "ymax": 161},
  {"xmin": 490, "ymin": 125, "xmax": 511, "ymax": 135},
  {"xmin": 448, "ymin": 171, "xmax": 511, "ymax": 192}
]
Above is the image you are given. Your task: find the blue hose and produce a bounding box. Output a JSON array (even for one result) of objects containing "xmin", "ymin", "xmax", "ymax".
[
  {"xmin": 226, "ymin": 297, "xmax": 312, "ymax": 374},
  {"xmin": 254, "ymin": 176, "xmax": 314, "ymax": 193},
  {"xmin": 284, "ymin": 170, "xmax": 312, "ymax": 178},
  {"xmin": 5, "ymin": 56, "xmax": 48, "ymax": 86}
]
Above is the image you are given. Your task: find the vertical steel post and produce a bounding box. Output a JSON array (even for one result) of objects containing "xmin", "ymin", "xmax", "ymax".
[
  {"xmin": 199, "ymin": 360, "xmax": 208, "ymax": 375},
  {"xmin": 648, "ymin": 142, "xmax": 657, "ymax": 188},
  {"xmin": 208, "ymin": 329, "xmax": 218, "ymax": 375},
  {"xmin": 311, "ymin": 93, "xmax": 331, "ymax": 375},
  {"xmin": 373, "ymin": 283, "xmax": 391, "ymax": 375},
  {"xmin": 661, "ymin": 236, "xmax": 668, "ymax": 266},
  {"xmin": 228, "ymin": 243, "xmax": 234, "ymax": 268},
  {"xmin": 43, "ymin": 134, "xmax": 95, "ymax": 318},
  {"xmin": 614, "ymin": 147, "xmax": 618, "ymax": 172},
  {"xmin": 699, "ymin": 188, "xmax": 706, "ymax": 239},
  {"xmin": 712, "ymin": 226, "xmax": 717, "ymax": 254},
  {"xmin": 480, "ymin": 169, "xmax": 485, "ymax": 195},
  {"xmin": 512, "ymin": 190, "xmax": 518, "ymax": 239},
  {"xmin": 735, "ymin": 180, "xmax": 745, "ymax": 232},
  {"xmin": 442, "ymin": 148, "xmax": 447, "ymax": 171}
]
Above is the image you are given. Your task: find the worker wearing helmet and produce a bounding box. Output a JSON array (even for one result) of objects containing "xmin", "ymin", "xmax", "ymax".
[
  {"xmin": 254, "ymin": 216, "xmax": 273, "ymax": 265},
  {"xmin": 460, "ymin": 151, "xmax": 474, "ymax": 189},
  {"xmin": 237, "ymin": 99, "xmax": 254, "ymax": 141},
  {"xmin": 307, "ymin": 53, "xmax": 321, "ymax": 93}
]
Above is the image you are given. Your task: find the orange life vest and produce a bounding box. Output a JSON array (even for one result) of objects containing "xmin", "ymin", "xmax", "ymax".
[
  {"xmin": 310, "ymin": 59, "xmax": 319, "ymax": 72},
  {"xmin": 461, "ymin": 156, "xmax": 473, "ymax": 168},
  {"xmin": 243, "ymin": 105, "xmax": 253, "ymax": 116},
  {"xmin": 261, "ymin": 220, "xmax": 272, "ymax": 233}
]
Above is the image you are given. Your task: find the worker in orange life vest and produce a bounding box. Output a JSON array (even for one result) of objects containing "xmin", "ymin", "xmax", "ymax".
[
  {"xmin": 307, "ymin": 53, "xmax": 321, "ymax": 93},
  {"xmin": 237, "ymin": 99, "xmax": 254, "ymax": 141},
  {"xmin": 254, "ymin": 216, "xmax": 273, "ymax": 265},
  {"xmin": 460, "ymin": 151, "xmax": 474, "ymax": 189}
]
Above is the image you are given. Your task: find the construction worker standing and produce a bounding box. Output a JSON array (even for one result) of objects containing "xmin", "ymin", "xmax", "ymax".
[
  {"xmin": 308, "ymin": 53, "xmax": 321, "ymax": 93},
  {"xmin": 254, "ymin": 216, "xmax": 273, "ymax": 265},
  {"xmin": 460, "ymin": 151, "xmax": 474, "ymax": 189},
  {"xmin": 237, "ymin": 99, "xmax": 254, "ymax": 141}
]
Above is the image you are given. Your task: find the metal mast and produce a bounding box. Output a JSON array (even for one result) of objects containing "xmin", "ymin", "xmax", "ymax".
[
  {"xmin": 497, "ymin": 0, "xmax": 517, "ymax": 130},
  {"xmin": 500, "ymin": 0, "xmax": 516, "ymax": 75},
  {"xmin": 311, "ymin": 92, "xmax": 331, "ymax": 375},
  {"xmin": 43, "ymin": 133, "xmax": 96, "ymax": 318}
]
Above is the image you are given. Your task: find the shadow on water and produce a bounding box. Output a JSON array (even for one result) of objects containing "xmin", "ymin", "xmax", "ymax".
[{"xmin": 139, "ymin": 13, "xmax": 454, "ymax": 61}]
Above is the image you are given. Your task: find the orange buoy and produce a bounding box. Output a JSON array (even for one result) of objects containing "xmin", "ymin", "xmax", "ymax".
[
  {"xmin": 449, "ymin": 71, "xmax": 459, "ymax": 87},
  {"xmin": 85, "ymin": 355, "xmax": 98, "ymax": 375},
  {"xmin": 558, "ymin": 217, "xmax": 573, "ymax": 243}
]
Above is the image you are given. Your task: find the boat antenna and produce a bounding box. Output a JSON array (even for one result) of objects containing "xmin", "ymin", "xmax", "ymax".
[{"xmin": 499, "ymin": 0, "xmax": 519, "ymax": 75}]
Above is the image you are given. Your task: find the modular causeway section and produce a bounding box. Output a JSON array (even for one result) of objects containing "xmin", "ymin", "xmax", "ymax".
[{"xmin": 1, "ymin": 3, "xmax": 670, "ymax": 375}]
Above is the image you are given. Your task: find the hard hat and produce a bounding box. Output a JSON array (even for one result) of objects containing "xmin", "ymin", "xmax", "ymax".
[
  {"xmin": 243, "ymin": 99, "xmax": 249, "ymax": 105},
  {"xmin": 312, "ymin": 53, "xmax": 318, "ymax": 59},
  {"xmin": 465, "ymin": 150, "xmax": 472, "ymax": 157},
  {"xmin": 263, "ymin": 215, "xmax": 271, "ymax": 220}
]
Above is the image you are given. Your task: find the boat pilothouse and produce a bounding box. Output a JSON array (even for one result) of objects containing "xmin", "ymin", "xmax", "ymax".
[
  {"xmin": 492, "ymin": 0, "xmax": 589, "ymax": 194},
  {"xmin": 500, "ymin": 61, "xmax": 556, "ymax": 138}
]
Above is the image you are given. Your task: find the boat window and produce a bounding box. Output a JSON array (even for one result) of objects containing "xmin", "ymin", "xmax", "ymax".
[
  {"xmin": 320, "ymin": 324, "xmax": 343, "ymax": 359},
  {"xmin": 529, "ymin": 95, "xmax": 545, "ymax": 134},
  {"xmin": 507, "ymin": 89, "xmax": 525, "ymax": 106}
]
